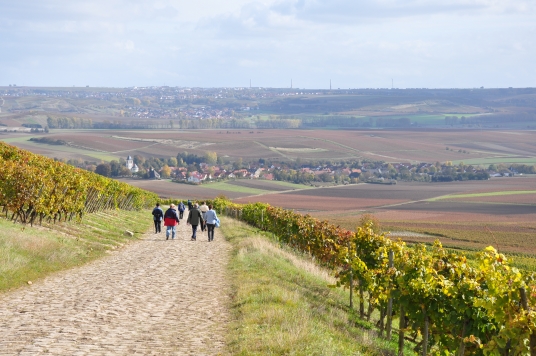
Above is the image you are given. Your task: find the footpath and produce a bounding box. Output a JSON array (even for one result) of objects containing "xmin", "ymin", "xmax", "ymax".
[{"xmin": 0, "ymin": 217, "xmax": 231, "ymax": 355}]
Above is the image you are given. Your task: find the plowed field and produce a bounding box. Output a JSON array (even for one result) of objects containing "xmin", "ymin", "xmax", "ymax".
[
  {"xmin": 234, "ymin": 194, "xmax": 407, "ymax": 211},
  {"xmin": 4, "ymin": 128, "xmax": 536, "ymax": 164}
]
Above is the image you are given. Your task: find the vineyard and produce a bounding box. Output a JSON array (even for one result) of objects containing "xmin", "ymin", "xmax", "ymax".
[
  {"xmin": 0, "ymin": 142, "xmax": 157, "ymax": 225},
  {"xmin": 211, "ymin": 197, "xmax": 536, "ymax": 355}
]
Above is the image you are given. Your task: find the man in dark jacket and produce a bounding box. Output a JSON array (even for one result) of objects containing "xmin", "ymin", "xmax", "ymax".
[
  {"xmin": 186, "ymin": 203, "xmax": 204, "ymax": 241},
  {"xmin": 178, "ymin": 201, "xmax": 186, "ymax": 219},
  {"xmin": 152, "ymin": 203, "xmax": 164, "ymax": 234},
  {"xmin": 163, "ymin": 204, "xmax": 180, "ymax": 240}
]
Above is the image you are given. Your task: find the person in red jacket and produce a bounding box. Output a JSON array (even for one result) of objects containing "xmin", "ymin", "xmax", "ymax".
[{"xmin": 163, "ymin": 204, "xmax": 180, "ymax": 240}]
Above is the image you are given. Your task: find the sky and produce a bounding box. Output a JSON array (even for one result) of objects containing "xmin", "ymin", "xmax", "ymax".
[{"xmin": 1, "ymin": 0, "xmax": 535, "ymax": 89}]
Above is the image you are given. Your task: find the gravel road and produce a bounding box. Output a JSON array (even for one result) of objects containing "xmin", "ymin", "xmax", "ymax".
[{"xmin": 0, "ymin": 218, "xmax": 231, "ymax": 355}]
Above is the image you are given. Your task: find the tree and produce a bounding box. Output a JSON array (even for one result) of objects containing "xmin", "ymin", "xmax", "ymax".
[
  {"xmin": 318, "ymin": 172, "xmax": 334, "ymax": 182},
  {"xmin": 233, "ymin": 157, "xmax": 243, "ymax": 170},
  {"xmin": 204, "ymin": 151, "xmax": 217, "ymax": 165},
  {"xmin": 109, "ymin": 160, "xmax": 122, "ymax": 177},
  {"xmin": 161, "ymin": 165, "xmax": 171, "ymax": 178},
  {"xmin": 95, "ymin": 163, "xmax": 111, "ymax": 177},
  {"xmin": 119, "ymin": 167, "xmax": 132, "ymax": 176},
  {"xmin": 134, "ymin": 155, "xmax": 145, "ymax": 166},
  {"xmin": 168, "ymin": 157, "xmax": 178, "ymax": 167}
]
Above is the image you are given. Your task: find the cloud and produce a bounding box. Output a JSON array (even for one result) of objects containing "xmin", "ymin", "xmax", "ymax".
[
  {"xmin": 271, "ymin": 0, "xmax": 534, "ymax": 23},
  {"xmin": 0, "ymin": 0, "xmax": 535, "ymax": 88}
]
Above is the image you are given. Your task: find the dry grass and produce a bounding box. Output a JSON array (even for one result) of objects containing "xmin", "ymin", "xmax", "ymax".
[
  {"xmin": 221, "ymin": 218, "xmax": 412, "ymax": 355},
  {"xmin": 236, "ymin": 235, "xmax": 336, "ymax": 284},
  {"xmin": 0, "ymin": 209, "xmax": 151, "ymax": 292}
]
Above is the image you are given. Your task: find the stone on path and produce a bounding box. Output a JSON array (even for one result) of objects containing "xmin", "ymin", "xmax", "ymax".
[{"xmin": 0, "ymin": 220, "xmax": 231, "ymax": 355}]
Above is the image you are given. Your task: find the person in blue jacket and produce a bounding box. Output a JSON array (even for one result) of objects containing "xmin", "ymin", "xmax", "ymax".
[
  {"xmin": 178, "ymin": 201, "xmax": 186, "ymax": 219},
  {"xmin": 203, "ymin": 204, "xmax": 219, "ymax": 242}
]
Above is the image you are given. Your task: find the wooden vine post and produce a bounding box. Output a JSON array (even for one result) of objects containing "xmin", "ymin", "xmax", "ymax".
[
  {"xmin": 422, "ymin": 308, "xmax": 429, "ymax": 356},
  {"xmin": 386, "ymin": 250, "xmax": 394, "ymax": 340},
  {"xmin": 359, "ymin": 285, "xmax": 365, "ymax": 319},
  {"xmin": 348, "ymin": 241, "xmax": 354, "ymax": 310},
  {"xmin": 398, "ymin": 306, "xmax": 405, "ymax": 356}
]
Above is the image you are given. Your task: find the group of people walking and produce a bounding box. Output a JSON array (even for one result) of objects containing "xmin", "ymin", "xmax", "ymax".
[{"xmin": 151, "ymin": 201, "xmax": 219, "ymax": 242}]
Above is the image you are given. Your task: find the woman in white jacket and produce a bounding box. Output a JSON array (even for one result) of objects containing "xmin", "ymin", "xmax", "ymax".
[{"xmin": 204, "ymin": 204, "xmax": 219, "ymax": 242}]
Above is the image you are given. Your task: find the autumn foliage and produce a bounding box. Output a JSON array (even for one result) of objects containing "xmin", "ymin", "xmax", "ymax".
[
  {"xmin": 211, "ymin": 197, "xmax": 536, "ymax": 355},
  {"xmin": 0, "ymin": 142, "xmax": 158, "ymax": 225}
]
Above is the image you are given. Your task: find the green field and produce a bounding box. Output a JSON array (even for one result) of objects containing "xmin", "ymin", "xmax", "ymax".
[
  {"xmin": 451, "ymin": 157, "xmax": 536, "ymax": 165},
  {"xmin": 375, "ymin": 113, "xmax": 484, "ymax": 125},
  {"xmin": 268, "ymin": 180, "xmax": 314, "ymax": 190},
  {"xmin": 202, "ymin": 181, "xmax": 269, "ymax": 195},
  {"xmin": 429, "ymin": 190, "xmax": 536, "ymax": 201},
  {"xmin": 0, "ymin": 136, "xmax": 120, "ymax": 161}
]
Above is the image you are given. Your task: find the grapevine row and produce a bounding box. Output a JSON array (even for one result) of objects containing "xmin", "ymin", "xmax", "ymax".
[
  {"xmin": 0, "ymin": 142, "xmax": 158, "ymax": 225},
  {"xmin": 211, "ymin": 197, "xmax": 536, "ymax": 355}
]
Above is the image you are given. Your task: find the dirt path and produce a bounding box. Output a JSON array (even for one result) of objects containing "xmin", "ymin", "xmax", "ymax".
[{"xmin": 0, "ymin": 218, "xmax": 231, "ymax": 355}]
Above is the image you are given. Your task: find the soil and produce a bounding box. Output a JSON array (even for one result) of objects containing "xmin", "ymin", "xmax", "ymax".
[{"xmin": 378, "ymin": 201, "xmax": 536, "ymax": 215}]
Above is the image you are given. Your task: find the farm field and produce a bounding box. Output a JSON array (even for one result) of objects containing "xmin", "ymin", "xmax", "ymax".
[
  {"xmin": 3, "ymin": 128, "xmax": 536, "ymax": 261},
  {"xmin": 119, "ymin": 178, "xmax": 312, "ymax": 200},
  {"xmin": 116, "ymin": 179, "xmax": 247, "ymax": 200},
  {"xmin": 225, "ymin": 179, "xmax": 313, "ymax": 192},
  {"xmin": 234, "ymin": 177, "xmax": 536, "ymax": 259},
  {"xmin": 2, "ymin": 128, "xmax": 536, "ymax": 166}
]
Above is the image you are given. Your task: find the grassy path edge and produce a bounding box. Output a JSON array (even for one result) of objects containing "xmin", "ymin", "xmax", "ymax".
[
  {"xmin": 221, "ymin": 217, "xmax": 416, "ymax": 355},
  {"xmin": 0, "ymin": 209, "xmax": 151, "ymax": 293}
]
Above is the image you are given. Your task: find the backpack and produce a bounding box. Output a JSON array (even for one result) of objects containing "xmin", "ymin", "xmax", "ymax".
[{"xmin": 152, "ymin": 207, "xmax": 163, "ymax": 221}]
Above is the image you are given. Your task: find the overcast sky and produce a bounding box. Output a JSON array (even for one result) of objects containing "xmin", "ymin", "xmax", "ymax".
[{"xmin": 1, "ymin": 0, "xmax": 535, "ymax": 89}]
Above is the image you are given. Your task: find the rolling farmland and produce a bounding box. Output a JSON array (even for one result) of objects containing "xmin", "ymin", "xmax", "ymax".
[
  {"xmin": 3, "ymin": 128, "xmax": 536, "ymax": 259},
  {"xmin": 234, "ymin": 177, "xmax": 536, "ymax": 257},
  {"xmin": 2, "ymin": 128, "xmax": 536, "ymax": 165}
]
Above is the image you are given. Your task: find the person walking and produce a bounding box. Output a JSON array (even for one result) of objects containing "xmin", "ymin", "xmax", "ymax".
[
  {"xmin": 163, "ymin": 204, "xmax": 180, "ymax": 240},
  {"xmin": 187, "ymin": 199, "xmax": 192, "ymax": 211},
  {"xmin": 151, "ymin": 203, "xmax": 164, "ymax": 234},
  {"xmin": 178, "ymin": 201, "xmax": 186, "ymax": 219},
  {"xmin": 199, "ymin": 201, "xmax": 209, "ymax": 232},
  {"xmin": 204, "ymin": 204, "xmax": 219, "ymax": 242},
  {"xmin": 186, "ymin": 203, "xmax": 203, "ymax": 241}
]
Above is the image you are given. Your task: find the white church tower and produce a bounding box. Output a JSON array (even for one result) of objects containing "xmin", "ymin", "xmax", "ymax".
[
  {"xmin": 126, "ymin": 155, "xmax": 134, "ymax": 170},
  {"xmin": 126, "ymin": 155, "xmax": 139, "ymax": 173}
]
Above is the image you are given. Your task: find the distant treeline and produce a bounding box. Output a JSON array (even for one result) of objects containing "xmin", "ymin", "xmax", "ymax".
[
  {"xmin": 92, "ymin": 118, "xmax": 300, "ymax": 129},
  {"xmin": 301, "ymin": 116, "xmax": 366, "ymax": 128},
  {"xmin": 46, "ymin": 112, "xmax": 536, "ymax": 131},
  {"xmin": 47, "ymin": 116, "xmax": 93, "ymax": 129},
  {"xmin": 431, "ymin": 172, "xmax": 490, "ymax": 182},
  {"xmin": 29, "ymin": 137, "xmax": 68, "ymax": 145},
  {"xmin": 510, "ymin": 164, "xmax": 536, "ymax": 174},
  {"xmin": 445, "ymin": 113, "xmax": 536, "ymax": 125}
]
